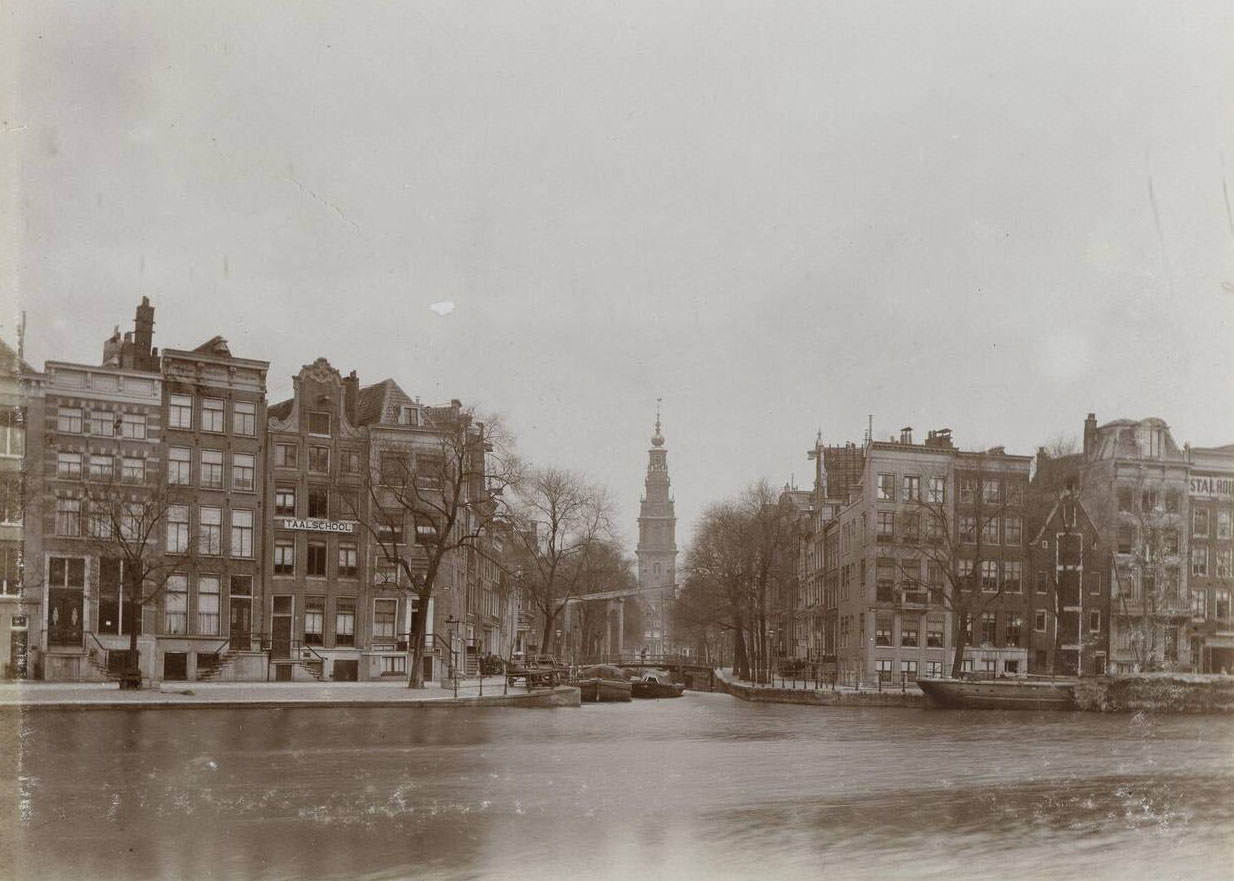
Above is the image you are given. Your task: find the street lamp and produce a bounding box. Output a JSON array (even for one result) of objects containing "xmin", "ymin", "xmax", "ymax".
[{"xmin": 445, "ymin": 615, "xmax": 460, "ymax": 697}]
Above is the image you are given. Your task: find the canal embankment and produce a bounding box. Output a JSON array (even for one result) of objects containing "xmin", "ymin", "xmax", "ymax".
[
  {"xmin": 715, "ymin": 668, "xmax": 925, "ymax": 707},
  {"xmin": 1072, "ymin": 673, "xmax": 1234, "ymax": 713},
  {"xmin": 0, "ymin": 679, "xmax": 581, "ymax": 710}
]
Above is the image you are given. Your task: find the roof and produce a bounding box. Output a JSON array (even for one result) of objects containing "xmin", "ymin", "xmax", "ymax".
[
  {"xmin": 0, "ymin": 338, "xmax": 35, "ymax": 376},
  {"xmin": 356, "ymin": 378, "xmax": 416, "ymax": 426},
  {"xmin": 267, "ymin": 398, "xmax": 293, "ymax": 420}
]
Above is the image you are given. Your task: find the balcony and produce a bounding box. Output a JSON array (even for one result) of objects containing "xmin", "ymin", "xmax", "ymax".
[{"xmin": 900, "ymin": 590, "xmax": 929, "ymax": 608}]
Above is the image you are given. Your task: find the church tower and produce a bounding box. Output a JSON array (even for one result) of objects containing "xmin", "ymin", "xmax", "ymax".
[{"xmin": 636, "ymin": 403, "xmax": 677, "ymax": 658}]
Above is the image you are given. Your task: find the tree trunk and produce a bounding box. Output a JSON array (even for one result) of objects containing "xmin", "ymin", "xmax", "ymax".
[
  {"xmin": 406, "ymin": 588, "xmax": 430, "ymax": 688},
  {"xmin": 950, "ymin": 609, "xmax": 968, "ymax": 678},
  {"xmin": 122, "ymin": 616, "xmax": 142, "ymax": 690},
  {"xmin": 733, "ymin": 622, "xmax": 749, "ymax": 680}
]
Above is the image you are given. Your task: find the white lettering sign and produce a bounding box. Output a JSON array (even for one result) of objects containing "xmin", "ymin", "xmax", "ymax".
[
  {"xmin": 279, "ymin": 518, "xmax": 358, "ymax": 534},
  {"xmin": 1189, "ymin": 475, "xmax": 1234, "ymax": 499}
]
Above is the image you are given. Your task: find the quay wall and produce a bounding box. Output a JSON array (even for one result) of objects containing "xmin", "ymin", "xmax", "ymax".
[
  {"xmin": 715, "ymin": 669, "xmax": 924, "ymax": 708},
  {"xmin": 1072, "ymin": 675, "xmax": 1234, "ymax": 714}
]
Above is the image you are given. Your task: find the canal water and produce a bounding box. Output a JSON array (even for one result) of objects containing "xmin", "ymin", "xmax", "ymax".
[{"xmin": 3, "ymin": 693, "xmax": 1232, "ymax": 881}]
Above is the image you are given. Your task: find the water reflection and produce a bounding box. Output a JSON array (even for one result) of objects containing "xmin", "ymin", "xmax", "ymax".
[{"xmin": 6, "ymin": 694, "xmax": 1233, "ymax": 880}]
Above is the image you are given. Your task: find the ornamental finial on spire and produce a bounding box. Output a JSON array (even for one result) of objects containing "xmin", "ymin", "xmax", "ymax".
[{"xmin": 652, "ymin": 398, "xmax": 664, "ymax": 447}]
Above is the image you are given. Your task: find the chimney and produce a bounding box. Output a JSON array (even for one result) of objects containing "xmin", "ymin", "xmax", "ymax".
[
  {"xmin": 900, "ymin": 426, "xmax": 913, "ymax": 445},
  {"xmin": 343, "ymin": 370, "xmax": 359, "ymax": 425},
  {"xmin": 132, "ymin": 296, "xmax": 156, "ymax": 368},
  {"xmin": 1083, "ymin": 412, "xmax": 1098, "ymax": 457}
]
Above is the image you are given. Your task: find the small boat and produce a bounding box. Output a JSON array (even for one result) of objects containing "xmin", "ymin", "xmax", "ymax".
[
  {"xmin": 918, "ymin": 676, "xmax": 1076, "ymax": 711},
  {"xmin": 577, "ymin": 665, "xmax": 633, "ymax": 702},
  {"xmin": 630, "ymin": 669, "xmax": 685, "ymax": 699}
]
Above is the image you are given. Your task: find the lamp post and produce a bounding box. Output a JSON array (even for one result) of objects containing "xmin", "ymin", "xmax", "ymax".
[{"xmin": 445, "ymin": 615, "xmax": 459, "ymax": 697}]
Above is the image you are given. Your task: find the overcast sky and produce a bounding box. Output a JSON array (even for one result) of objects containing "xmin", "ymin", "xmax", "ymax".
[{"xmin": 5, "ymin": 1, "xmax": 1233, "ymax": 549}]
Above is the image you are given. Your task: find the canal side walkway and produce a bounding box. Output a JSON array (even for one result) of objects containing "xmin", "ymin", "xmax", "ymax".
[
  {"xmin": 716, "ymin": 668, "xmax": 926, "ymax": 708},
  {"xmin": 0, "ymin": 678, "xmax": 581, "ymax": 710}
]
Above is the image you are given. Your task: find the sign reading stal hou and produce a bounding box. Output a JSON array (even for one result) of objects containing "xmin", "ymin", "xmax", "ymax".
[
  {"xmin": 279, "ymin": 518, "xmax": 358, "ymax": 534},
  {"xmin": 1189, "ymin": 475, "xmax": 1234, "ymax": 499}
]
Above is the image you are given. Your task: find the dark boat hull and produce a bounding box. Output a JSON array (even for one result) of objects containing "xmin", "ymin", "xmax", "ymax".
[
  {"xmin": 631, "ymin": 681, "xmax": 685, "ymax": 699},
  {"xmin": 918, "ymin": 678, "xmax": 1076, "ymax": 710},
  {"xmin": 578, "ymin": 678, "xmax": 632, "ymax": 702}
]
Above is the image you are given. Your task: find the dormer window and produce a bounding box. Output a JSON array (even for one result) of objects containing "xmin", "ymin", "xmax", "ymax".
[{"xmin": 399, "ymin": 405, "xmax": 419, "ymax": 426}]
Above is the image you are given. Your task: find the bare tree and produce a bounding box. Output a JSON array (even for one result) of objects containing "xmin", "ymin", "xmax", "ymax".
[
  {"xmin": 79, "ymin": 470, "xmax": 194, "ymax": 688},
  {"xmin": 506, "ymin": 466, "xmax": 613, "ymax": 657},
  {"xmin": 898, "ymin": 470, "xmax": 1018, "ymax": 677},
  {"xmin": 345, "ymin": 409, "xmax": 520, "ymax": 687}
]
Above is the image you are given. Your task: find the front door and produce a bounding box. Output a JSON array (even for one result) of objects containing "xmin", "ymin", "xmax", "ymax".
[
  {"xmin": 229, "ymin": 597, "xmax": 251, "ymax": 648},
  {"xmin": 271, "ymin": 596, "xmax": 293, "ymax": 659},
  {"xmin": 48, "ymin": 589, "xmax": 83, "ymax": 647}
]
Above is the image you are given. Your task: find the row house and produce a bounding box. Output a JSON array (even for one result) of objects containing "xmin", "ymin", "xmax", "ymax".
[
  {"xmin": 1187, "ymin": 443, "xmax": 1234, "ymax": 672},
  {"xmin": 0, "ymin": 339, "xmax": 31, "ymax": 678},
  {"xmin": 265, "ymin": 358, "xmax": 370, "ymax": 681},
  {"xmin": 159, "ymin": 337, "xmax": 268, "ymax": 681},
  {"xmin": 819, "ymin": 426, "xmax": 1032, "ymax": 686}
]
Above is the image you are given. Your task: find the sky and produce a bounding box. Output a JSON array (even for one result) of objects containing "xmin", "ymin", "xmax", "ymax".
[{"xmin": 4, "ymin": 1, "xmax": 1233, "ymax": 551}]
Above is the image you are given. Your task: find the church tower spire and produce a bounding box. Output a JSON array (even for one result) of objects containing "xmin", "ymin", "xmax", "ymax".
[{"xmin": 637, "ymin": 400, "xmax": 677, "ymax": 658}]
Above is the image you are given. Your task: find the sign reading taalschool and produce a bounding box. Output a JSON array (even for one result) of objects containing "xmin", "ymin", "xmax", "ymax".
[
  {"xmin": 279, "ymin": 518, "xmax": 358, "ymax": 534},
  {"xmin": 1189, "ymin": 475, "xmax": 1234, "ymax": 499}
]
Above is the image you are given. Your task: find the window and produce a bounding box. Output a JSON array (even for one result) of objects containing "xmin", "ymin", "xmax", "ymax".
[
  {"xmin": 1034, "ymin": 610, "xmax": 1047, "ymax": 632},
  {"xmin": 90, "ymin": 410, "xmax": 115, "ymax": 437},
  {"xmin": 982, "ymin": 517, "xmax": 999, "ymax": 545},
  {"xmin": 165, "ymin": 575, "xmax": 188, "ymax": 634},
  {"xmin": 959, "ymin": 478, "xmax": 977, "ymax": 503},
  {"xmin": 1193, "ymin": 508, "xmax": 1209, "ymax": 538},
  {"xmin": 340, "ymin": 449, "xmax": 361, "ymax": 474},
  {"xmin": 274, "ymin": 541, "xmax": 295, "ymax": 576},
  {"xmin": 927, "ymin": 660, "xmax": 944, "ymax": 679},
  {"xmin": 168, "ymin": 395, "xmax": 193, "ymax": 429},
  {"xmin": 377, "ymin": 514, "xmax": 404, "ymax": 545},
  {"xmin": 299, "ymin": 448, "xmax": 328, "ymax": 478},
  {"xmin": 875, "ymin": 658, "xmax": 893, "ymax": 683},
  {"xmin": 308, "ymin": 489, "xmax": 329, "ymax": 519},
  {"xmin": 1141, "ymin": 489, "xmax": 1159, "ymax": 513},
  {"xmin": 1117, "ymin": 525, "xmax": 1134, "ymax": 555},
  {"xmin": 980, "ymin": 612, "xmax": 997, "ymax": 645},
  {"xmin": 86, "ymin": 501, "xmax": 109, "ymax": 539},
  {"xmin": 1217, "ymin": 549, "xmax": 1232, "ymax": 579},
  {"xmin": 902, "ymin": 475, "xmax": 920, "ymax": 501},
  {"xmin": 1004, "ymin": 516, "xmax": 1022, "ymax": 546},
  {"xmin": 901, "ymin": 512, "xmax": 920, "ymax": 542},
  {"xmin": 375, "ymin": 557, "xmax": 399, "ymax": 586},
  {"xmin": 958, "ymin": 515, "xmax": 977, "ymax": 543},
  {"xmin": 233, "ymin": 401, "xmax": 256, "ymax": 436},
  {"xmin": 374, "ymin": 598, "xmax": 397, "ymax": 639},
  {"xmin": 925, "ymin": 513, "xmax": 944, "ymax": 543},
  {"xmin": 1003, "ymin": 560, "xmax": 1022, "ymax": 593},
  {"xmin": 275, "ymin": 488, "xmax": 296, "ymax": 517},
  {"xmin": 0, "ymin": 480, "xmax": 21, "ymax": 524},
  {"xmin": 121, "ymin": 458, "xmax": 144, "ymax": 483},
  {"xmin": 307, "ymin": 541, "xmax": 327, "ymax": 577},
  {"xmin": 308, "ymin": 411, "xmax": 331, "ymax": 436},
  {"xmin": 336, "ymin": 598, "xmax": 356, "ymax": 646},
  {"xmin": 415, "ymin": 455, "xmax": 443, "ymax": 490},
  {"xmin": 900, "ymin": 617, "xmax": 919, "ymax": 647},
  {"xmin": 55, "ymin": 498, "xmax": 81, "ymax": 536},
  {"xmin": 381, "ymin": 655, "xmax": 407, "ymax": 675},
  {"xmin": 200, "ymin": 450, "xmax": 223, "ymax": 488},
  {"xmin": 381, "ymin": 452, "xmax": 409, "ymax": 484},
  {"xmin": 926, "ymin": 617, "xmax": 944, "ymax": 647},
  {"xmin": 1191, "ymin": 546, "xmax": 1208, "ymax": 578},
  {"xmin": 120, "ymin": 413, "xmax": 146, "ymax": 439},
  {"xmin": 98, "ymin": 558, "xmax": 141, "ymax": 636},
  {"xmin": 982, "ymin": 480, "xmax": 1001, "ymax": 504},
  {"xmin": 231, "ymin": 453, "xmax": 255, "ymax": 491},
  {"xmin": 275, "ymin": 444, "xmax": 298, "ymax": 468},
  {"xmin": 875, "ymin": 615, "xmax": 892, "ymax": 646},
  {"xmin": 338, "ymin": 544, "xmax": 357, "ymax": 577},
  {"xmin": 57, "ymin": 452, "xmax": 82, "ymax": 479},
  {"xmin": 305, "ymin": 596, "xmax": 325, "ymax": 645},
  {"xmin": 877, "ymin": 474, "xmax": 895, "ymax": 501},
  {"xmin": 875, "ymin": 557, "xmax": 895, "ymax": 601},
  {"xmin": 900, "ymin": 659, "xmax": 918, "ymax": 682},
  {"xmin": 1165, "ymin": 490, "xmax": 1181, "ymax": 514},
  {"xmin": 928, "ymin": 477, "xmax": 945, "ymax": 504},
  {"xmin": 166, "ymin": 505, "xmax": 190, "ymax": 552},
  {"xmin": 981, "ymin": 560, "xmax": 999, "ymax": 591},
  {"xmin": 1005, "ymin": 614, "xmax": 1022, "ymax": 647},
  {"xmin": 201, "ymin": 398, "xmax": 225, "ymax": 433},
  {"xmin": 1217, "ymin": 509, "xmax": 1232, "ymax": 540},
  {"xmin": 958, "ymin": 559, "xmax": 974, "ymax": 582},
  {"xmin": 1117, "ymin": 486, "xmax": 1133, "ymax": 512},
  {"xmin": 231, "ymin": 509, "xmax": 254, "ymax": 558},
  {"xmin": 1089, "ymin": 610, "xmax": 1101, "ymax": 633},
  {"xmin": 1194, "ymin": 590, "xmax": 1208, "ymax": 619},
  {"xmin": 58, "ymin": 407, "xmax": 83, "ymax": 433},
  {"xmin": 876, "ymin": 511, "xmax": 894, "ymax": 541},
  {"xmin": 1164, "ymin": 528, "xmax": 1179, "ymax": 555},
  {"xmin": 1216, "ymin": 589, "xmax": 1231, "ymax": 621},
  {"xmin": 168, "ymin": 447, "xmax": 191, "ymax": 484},
  {"xmin": 198, "ymin": 576, "xmax": 220, "ymax": 635},
  {"xmin": 199, "ymin": 507, "xmax": 222, "ymax": 555},
  {"xmin": 1005, "ymin": 482, "xmax": 1023, "ymax": 506}
]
